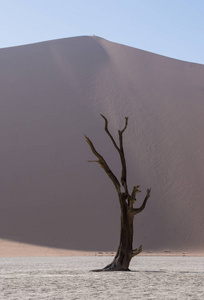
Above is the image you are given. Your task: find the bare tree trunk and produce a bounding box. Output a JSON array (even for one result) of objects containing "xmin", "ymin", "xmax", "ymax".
[
  {"xmin": 85, "ymin": 115, "xmax": 151, "ymax": 271},
  {"xmin": 103, "ymin": 202, "xmax": 134, "ymax": 271}
]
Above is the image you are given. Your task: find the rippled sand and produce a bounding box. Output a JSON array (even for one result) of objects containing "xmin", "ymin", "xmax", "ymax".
[{"xmin": 1, "ymin": 256, "xmax": 204, "ymax": 299}]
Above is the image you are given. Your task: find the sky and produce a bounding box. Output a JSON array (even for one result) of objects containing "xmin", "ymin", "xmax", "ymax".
[{"xmin": 0, "ymin": 0, "xmax": 204, "ymax": 64}]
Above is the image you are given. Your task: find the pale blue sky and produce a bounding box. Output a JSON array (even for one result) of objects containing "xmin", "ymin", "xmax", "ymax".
[{"xmin": 1, "ymin": 0, "xmax": 204, "ymax": 64}]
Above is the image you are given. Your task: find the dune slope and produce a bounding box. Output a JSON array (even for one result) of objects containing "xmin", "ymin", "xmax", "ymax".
[{"xmin": 0, "ymin": 36, "xmax": 204, "ymax": 254}]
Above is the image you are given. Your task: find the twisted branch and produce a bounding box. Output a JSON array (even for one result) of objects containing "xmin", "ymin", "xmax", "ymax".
[
  {"xmin": 132, "ymin": 188, "xmax": 151, "ymax": 215},
  {"xmin": 132, "ymin": 245, "xmax": 143, "ymax": 257}
]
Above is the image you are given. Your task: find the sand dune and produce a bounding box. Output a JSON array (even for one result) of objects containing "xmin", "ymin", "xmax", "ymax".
[{"xmin": 0, "ymin": 36, "xmax": 204, "ymax": 255}]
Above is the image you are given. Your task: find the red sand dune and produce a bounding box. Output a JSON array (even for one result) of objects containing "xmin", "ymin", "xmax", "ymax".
[{"xmin": 0, "ymin": 36, "xmax": 204, "ymax": 255}]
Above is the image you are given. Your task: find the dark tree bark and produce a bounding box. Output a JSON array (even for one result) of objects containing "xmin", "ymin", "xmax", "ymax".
[{"xmin": 85, "ymin": 115, "xmax": 151, "ymax": 271}]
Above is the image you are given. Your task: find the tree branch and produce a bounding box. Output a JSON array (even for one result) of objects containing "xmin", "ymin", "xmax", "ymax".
[
  {"xmin": 118, "ymin": 117, "xmax": 128, "ymax": 194},
  {"xmin": 132, "ymin": 188, "xmax": 151, "ymax": 215},
  {"xmin": 120, "ymin": 117, "xmax": 128, "ymax": 135},
  {"xmin": 85, "ymin": 135, "xmax": 121, "ymax": 194},
  {"xmin": 129, "ymin": 185, "xmax": 141, "ymax": 207},
  {"xmin": 100, "ymin": 115, "xmax": 129, "ymax": 195},
  {"xmin": 100, "ymin": 114, "xmax": 120, "ymax": 152},
  {"xmin": 132, "ymin": 245, "xmax": 142, "ymax": 257}
]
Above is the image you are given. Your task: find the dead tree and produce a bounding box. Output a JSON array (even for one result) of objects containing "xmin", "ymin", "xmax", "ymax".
[{"xmin": 85, "ymin": 115, "xmax": 151, "ymax": 271}]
